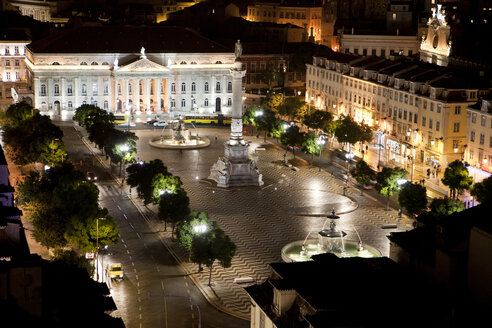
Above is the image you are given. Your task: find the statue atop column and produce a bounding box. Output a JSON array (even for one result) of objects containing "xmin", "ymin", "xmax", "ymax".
[
  {"xmin": 234, "ymin": 40, "xmax": 242, "ymax": 60},
  {"xmin": 113, "ymin": 58, "xmax": 119, "ymax": 69},
  {"xmin": 140, "ymin": 46, "xmax": 147, "ymax": 59}
]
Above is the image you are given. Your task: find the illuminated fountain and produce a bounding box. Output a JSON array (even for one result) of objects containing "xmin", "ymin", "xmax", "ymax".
[
  {"xmin": 149, "ymin": 115, "xmax": 210, "ymax": 149},
  {"xmin": 281, "ymin": 209, "xmax": 381, "ymax": 262}
]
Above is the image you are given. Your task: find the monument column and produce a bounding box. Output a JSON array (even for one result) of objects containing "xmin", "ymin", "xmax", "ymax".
[
  {"xmin": 125, "ymin": 78, "xmax": 129, "ymax": 113},
  {"xmin": 208, "ymin": 40, "xmax": 263, "ymax": 188},
  {"xmin": 114, "ymin": 77, "xmax": 118, "ymax": 113}
]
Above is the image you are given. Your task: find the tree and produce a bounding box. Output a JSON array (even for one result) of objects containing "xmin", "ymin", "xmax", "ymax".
[
  {"xmin": 334, "ymin": 116, "xmax": 373, "ymax": 151},
  {"xmin": 350, "ymin": 160, "xmax": 376, "ymax": 190},
  {"xmin": 190, "ymin": 223, "xmax": 236, "ymax": 285},
  {"xmin": 441, "ymin": 160, "xmax": 473, "ymax": 198},
  {"xmin": 126, "ymin": 159, "xmax": 170, "ymax": 205},
  {"xmin": 262, "ymin": 94, "xmax": 283, "ymax": 113},
  {"xmin": 470, "ymin": 176, "xmax": 492, "ymax": 204},
  {"xmin": 303, "ymin": 110, "xmax": 334, "ymax": 134},
  {"xmin": 73, "ymin": 104, "xmax": 115, "ymax": 129},
  {"xmin": 375, "ymin": 167, "xmax": 408, "ymax": 210},
  {"xmin": 30, "ymin": 205, "xmax": 69, "ymax": 249},
  {"xmin": 176, "ymin": 211, "xmax": 213, "ymax": 252},
  {"xmin": 277, "ymin": 96, "xmax": 308, "ymax": 120},
  {"xmin": 429, "ymin": 197, "xmax": 465, "ymax": 217},
  {"xmin": 152, "ymin": 174, "xmax": 183, "ymax": 204},
  {"xmin": 2, "ymin": 101, "xmax": 38, "ymax": 127},
  {"xmin": 258, "ymin": 65, "xmax": 284, "ymax": 89},
  {"xmin": 158, "ymin": 188, "xmax": 191, "ymax": 238},
  {"xmin": 66, "ymin": 213, "xmax": 120, "ymax": 252},
  {"xmin": 280, "ymin": 125, "xmax": 304, "ymax": 157},
  {"xmin": 398, "ymin": 183, "xmax": 428, "ymax": 217},
  {"xmin": 301, "ymin": 132, "xmax": 321, "ymax": 164},
  {"xmin": 270, "ymin": 118, "xmax": 287, "ymax": 140}
]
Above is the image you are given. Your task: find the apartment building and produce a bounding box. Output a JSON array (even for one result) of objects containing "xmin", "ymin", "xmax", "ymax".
[
  {"xmin": 246, "ymin": 0, "xmax": 323, "ymax": 43},
  {"xmin": 0, "ymin": 31, "xmax": 32, "ymax": 110},
  {"xmin": 466, "ymin": 96, "xmax": 492, "ymax": 176},
  {"xmin": 306, "ymin": 51, "xmax": 489, "ymax": 170}
]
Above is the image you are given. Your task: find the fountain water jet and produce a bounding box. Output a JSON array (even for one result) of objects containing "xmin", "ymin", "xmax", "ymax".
[{"xmin": 149, "ymin": 116, "xmax": 210, "ymax": 150}]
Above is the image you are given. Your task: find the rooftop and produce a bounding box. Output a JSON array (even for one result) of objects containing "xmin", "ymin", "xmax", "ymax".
[{"xmin": 28, "ymin": 26, "xmax": 230, "ymax": 54}]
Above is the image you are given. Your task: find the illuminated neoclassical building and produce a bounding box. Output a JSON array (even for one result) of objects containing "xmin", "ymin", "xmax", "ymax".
[{"xmin": 26, "ymin": 26, "xmax": 236, "ymax": 116}]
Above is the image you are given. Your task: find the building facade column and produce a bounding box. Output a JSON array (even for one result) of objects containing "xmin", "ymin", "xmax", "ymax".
[
  {"xmin": 146, "ymin": 78, "xmax": 151, "ymax": 114},
  {"xmin": 114, "ymin": 77, "xmax": 118, "ymax": 113},
  {"xmin": 74, "ymin": 77, "xmax": 79, "ymax": 108},
  {"xmin": 157, "ymin": 77, "xmax": 162, "ymax": 114},
  {"xmin": 60, "ymin": 77, "xmax": 66, "ymax": 111},
  {"xmin": 125, "ymin": 78, "xmax": 129, "ymax": 113}
]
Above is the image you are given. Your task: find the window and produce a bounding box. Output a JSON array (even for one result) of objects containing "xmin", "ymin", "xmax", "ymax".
[
  {"xmin": 454, "ymin": 106, "xmax": 461, "ymax": 114},
  {"xmin": 422, "ymin": 116, "xmax": 426, "ymax": 127},
  {"xmin": 216, "ymin": 82, "xmax": 221, "ymax": 92},
  {"xmin": 92, "ymin": 83, "xmax": 98, "ymax": 96},
  {"xmin": 54, "ymin": 84, "xmax": 60, "ymax": 96},
  {"xmin": 204, "ymin": 82, "xmax": 209, "ymax": 93},
  {"xmin": 82, "ymin": 84, "xmax": 87, "ymax": 96},
  {"xmin": 104, "ymin": 100, "xmax": 108, "ymax": 109},
  {"xmin": 5, "ymin": 59, "xmax": 10, "ymax": 66},
  {"xmin": 171, "ymin": 98, "xmax": 175, "ymax": 108},
  {"xmin": 68, "ymin": 101, "xmax": 73, "ymax": 109},
  {"xmin": 429, "ymin": 119, "xmax": 433, "ymax": 129},
  {"xmin": 430, "ymin": 102, "xmax": 434, "ymax": 111},
  {"xmin": 481, "ymin": 115, "xmax": 486, "ymax": 127},
  {"xmin": 251, "ymin": 63, "xmax": 256, "ymax": 73},
  {"xmin": 409, "ymin": 112, "xmax": 412, "ymax": 122},
  {"xmin": 472, "ymin": 113, "xmax": 477, "ymax": 123},
  {"xmin": 40, "ymin": 84, "xmax": 47, "ymax": 96},
  {"xmin": 181, "ymin": 99, "xmax": 186, "ymax": 107},
  {"xmin": 381, "ymin": 49, "xmax": 386, "ymax": 57},
  {"xmin": 470, "ymin": 150, "xmax": 474, "ymax": 160},
  {"xmin": 5, "ymin": 72, "xmax": 10, "ymax": 80},
  {"xmin": 437, "ymin": 103, "xmax": 441, "ymax": 113},
  {"xmin": 471, "ymin": 131, "xmax": 475, "ymax": 142},
  {"xmin": 180, "ymin": 82, "xmax": 186, "ymax": 93},
  {"xmin": 191, "ymin": 82, "xmax": 196, "ymax": 93},
  {"xmin": 128, "ymin": 82, "xmax": 132, "ymax": 95},
  {"xmin": 14, "ymin": 46, "xmax": 19, "ymax": 54},
  {"xmin": 423, "ymin": 100, "xmax": 427, "ymax": 109},
  {"xmin": 436, "ymin": 120, "xmax": 440, "ymax": 131},
  {"xmin": 403, "ymin": 110, "xmax": 407, "ymax": 120},
  {"xmin": 453, "ymin": 122, "xmax": 460, "ymax": 132},
  {"xmin": 480, "ymin": 133, "xmax": 485, "ymax": 145},
  {"xmin": 171, "ymin": 83, "xmax": 176, "ymax": 93},
  {"xmin": 227, "ymin": 82, "xmax": 232, "ymax": 92},
  {"xmin": 67, "ymin": 84, "xmax": 73, "ymax": 95},
  {"xmin": 414, "ymin": 114, "xmax": 418, "ymax": 124},
  {"xmin": 227, "ymin": 98, "xmax": 232, "ymax": 106},
  {"xmin": 104, "ymin": 83, "xmax": 109, "ymax": 95},
  {"xmin": 91, "ymin": 62, "xmax": 98, "ymax": 65},
  {"xmin": 15, "ymin": 60, "xmax": 19, "ymax": 66},
  {"xmin": 15, "ymin": 72, "xmax": 20, "ymax": 80},
  {"xmin": 489, "ymin": 136, "xmax": 492, "ymax": 148},
  {"xmin": 117, "ymin": 83, "xmax": 121, "ymax": 95},
  {"xmin": 80, "ymin": 62, "xmax": 87, "ymax": 65},
  {"xmin": 4, "ymin": 46, "xmax": 9, "ymax": 55},
  {"xmin": 204, "ymin": 98, "xmax": 209, "ymax": 106}
]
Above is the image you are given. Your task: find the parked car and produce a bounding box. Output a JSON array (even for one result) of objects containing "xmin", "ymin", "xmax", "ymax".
[
  {"xmin": 153, "ymin": 121, "xmax": 169, "ymax": 127},
  {"xmin": 87, "ymin": 172, "xmax": 97, "ymax": 181},
  {"xmin": 145, "ymin": 119, "xmax": 158, "ymax": 125},
  {"xmin": 106, "ymin": 263, "xmax": 124, "ymax": 281}
]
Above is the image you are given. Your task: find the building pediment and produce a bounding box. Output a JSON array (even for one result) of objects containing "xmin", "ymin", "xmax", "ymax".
[{"xmin": 116, "ymin": 58, "xmax": 169, "ymax": 73}]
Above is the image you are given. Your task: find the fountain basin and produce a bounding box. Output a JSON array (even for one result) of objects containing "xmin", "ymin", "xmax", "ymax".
[
  {"xmin": 149, "ymin": 136, "xmax": 210, "ymax": 149},
  {"xmin": 281, "ymin": 239, "xmax": 381, "ymax": 262}
]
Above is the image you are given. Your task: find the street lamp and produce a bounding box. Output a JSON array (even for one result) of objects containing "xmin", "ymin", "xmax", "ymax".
[
  {"xmin": 345, "ymin": 152, "xmax": 355, "ymax": 194},
  {"xmin": 255, "ymin": 110, "xmax": 263, "ymax": 117},
  {"xmin": 118, "ymin": 144, "xmax": 129, "ymax": 186},
  {"xmin": 95, "ymin": 217, "xmax": 106, "ymax": 282},
  {"xmin": 193, "ymin": 222, "xmax": 208, "ymax": 271},
  {"xmin": 317, "ymin": 136, "xmax": 326, "ymax": 172}
]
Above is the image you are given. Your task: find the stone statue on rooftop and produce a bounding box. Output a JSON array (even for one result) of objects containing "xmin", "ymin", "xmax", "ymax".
[
  {"xmin": 113, "ymin": 58, "xmax": 118, "ymax": 69},
  {"xmin": 140, "ymin": 47, "xmax": 146, "ymax": 59},
  {"xmin": 234, "ymin": 40, "xmax": 242, "ymax": 60}
]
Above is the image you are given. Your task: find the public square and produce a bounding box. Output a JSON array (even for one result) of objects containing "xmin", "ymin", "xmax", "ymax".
[{"xmin": 61, "ymin": 120, "xmax": 414, "ymax": 324}]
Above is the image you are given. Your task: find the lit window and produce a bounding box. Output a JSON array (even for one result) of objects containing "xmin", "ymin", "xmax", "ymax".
[{"xmin": 204, "ymin": 98, "xmax": 209, "ymax": 106}]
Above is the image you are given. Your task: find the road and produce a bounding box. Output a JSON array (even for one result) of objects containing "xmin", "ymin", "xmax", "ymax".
[{"xmin": 58, "ymin": 119, "xmax": 248, "ymax": 328}]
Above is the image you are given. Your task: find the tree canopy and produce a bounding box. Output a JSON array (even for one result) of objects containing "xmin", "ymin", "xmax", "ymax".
[
  {"xmin": 158, "ymin": 188, "xmax": 191, "ymax": 238},
  {"xmin": 334, "ymin": 116, "xmax": 373, "ymax": 147},
  {"xmin": 429, "ymin": 197, "xmax": 465, "ymax": 217},
  {"xmin": 470, "ymin": 176, "xmax": 492, "ymax": 204},
  {"xmin": 280, "ymin": 125, "xmax": 304, "ymax": 156},
  {"xmin": 375, "ymin": 167, "xmax": 408, "ymax": 210},
  {"xmin": 441, "ymin": 160, "xmax": 473, "ymax": 199},
  {"xmin": 350, "ymin": 160, "xmax": 376, "ymax": 186},
  {"xmin": 398, "ymin": 183, "xmax": 428, "ymax": 217},
  {"xmin": 126, "ymin": 159, "xmax": 170, "ymax": 205},
  {"xmin": 303, "ymin": 110, "xmax": 334, "ymax": 134}
]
